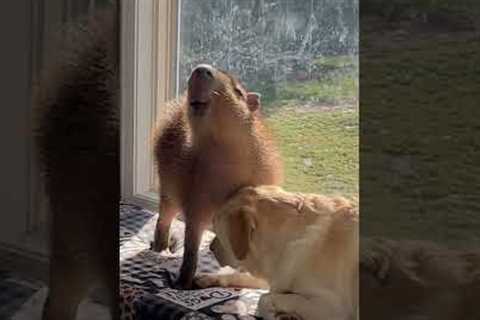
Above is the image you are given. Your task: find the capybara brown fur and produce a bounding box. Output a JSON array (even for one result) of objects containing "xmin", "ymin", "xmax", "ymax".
[
  {"xmin": 152, "ymin": 64, "xmax": 283, "ymax": 289},
  {"xmin": 35, "ymin": 9, "xmax": 119, "ymax": 320}
]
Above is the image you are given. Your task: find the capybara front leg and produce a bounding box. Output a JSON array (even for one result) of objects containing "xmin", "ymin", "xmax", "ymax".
[
  {"xmin": 175, "ymin": 211, "xmax": 209, "ymax": 289},
  {"xmin": 152, "ymin": 195, "xmax": 179, "ymax": 252}
]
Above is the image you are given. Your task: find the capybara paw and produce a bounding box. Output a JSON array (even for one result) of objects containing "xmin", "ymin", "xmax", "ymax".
[
  {"xmin": 275, "ymin": 313, "xmax": 302, "ymax": 320},
  {"xmin": 150, "ymin": 238, "xmax": 168, "ymax": 252},
  {"xmin": 151, "ymin": 231, "xmax": 171, "ymax": 252},
  {"xmin": 168, "ymin": 233, "xmax": 180, "ymax": 252},
  {"xmin": 173, "ymin": 276, "xmax": 194, "ymax": 290},
  {"xmin": 195, "ymin": 274, "xmax": 220, "ymax": 288}
]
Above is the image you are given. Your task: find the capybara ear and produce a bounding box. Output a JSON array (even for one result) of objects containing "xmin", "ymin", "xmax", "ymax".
[
  {"xmin": 228, "ymin": 209, "xmax": 254, "ymax": 260},
  {"xmin": 246, "ymin": 92, "xmax": 261, "ymax": 112}
]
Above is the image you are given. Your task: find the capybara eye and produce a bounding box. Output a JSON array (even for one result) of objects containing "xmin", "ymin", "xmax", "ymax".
[{"xmin": 234, "ymin": 87, "xmax": 245, "ymax": 98}]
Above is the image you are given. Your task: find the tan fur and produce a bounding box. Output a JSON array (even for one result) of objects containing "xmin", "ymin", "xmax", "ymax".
[
  {"xmin": 361, "ymin": 238, "xmax": 480, "ymax": 320},
  {"xmin": 152, "ymin": 66, "xmax": 283, "ymax": 288},
  {"xmin": 35, "ymin": 9, "xmax": 119, "ymax": 320},
  {"xmin": 198, "ymin": 185, "xmax": 358, "ymax": 320}
]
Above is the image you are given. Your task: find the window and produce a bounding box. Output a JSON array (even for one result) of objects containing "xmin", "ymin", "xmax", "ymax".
[
  {"xmin": 121, "ymin": 0, "xmax": 358, "ymax": 209},
  {"xmin": 121, "ymin": 0, "xmax": 179, "ymax": 209}
]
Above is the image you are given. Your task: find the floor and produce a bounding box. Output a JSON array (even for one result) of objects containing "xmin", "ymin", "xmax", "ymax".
[
  {"xmin": 0, "ymin": 271, "xmax": 110, "ymax": 320},
  {"xmin": 10, "ymin": 287, "xmax": 110, "ymax": 320}
]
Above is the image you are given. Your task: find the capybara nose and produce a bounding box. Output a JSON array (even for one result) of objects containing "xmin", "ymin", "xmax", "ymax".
[{"xmin": 191, "ymin": 64, "xmax": 214, "ymax": 79}]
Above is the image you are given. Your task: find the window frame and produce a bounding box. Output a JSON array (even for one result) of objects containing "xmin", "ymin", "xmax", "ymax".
[{"xmin": 121, "ymin": 0, "xmax": 179, "ymax": 211}]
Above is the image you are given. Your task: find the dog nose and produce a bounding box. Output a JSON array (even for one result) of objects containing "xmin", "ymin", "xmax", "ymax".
[{"xmin": 191, "ymin": 64, "xmax": 214, "ymax": 79}]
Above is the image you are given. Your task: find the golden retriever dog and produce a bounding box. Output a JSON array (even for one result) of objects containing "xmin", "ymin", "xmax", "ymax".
[
  {"xmin": 196, "ymin": 185, "xmax": 358, "ymax": 320},
  {"xmin": 360, "ymin": 237, "xmax": 480, "ymax": 320}
]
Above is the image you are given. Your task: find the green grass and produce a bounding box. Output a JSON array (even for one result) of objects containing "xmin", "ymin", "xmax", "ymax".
[
  {"xmin": 260, "ymin": 55, "xmax": 358, "ymax": 110},
  {"xmin": 265, "ymin": 108, "xmax": 358, "ymax": 197},
  {"xmin": 260, "ymin": 54, "xmax": 358, "ymax": 197},
  {"xmin": 277, "ymin": 74, "xmax": 357, "ymax": 106},
  {"xmin": 259, "ymin": 26, "xmax": 480, "ymax": 249},
  {"xmin": 313, "ymin": 55, "xmax": 356, "ymax": 69},
  {"xmin": 361, "ymin": 29, "xmax": 480, "ymax": 248}
]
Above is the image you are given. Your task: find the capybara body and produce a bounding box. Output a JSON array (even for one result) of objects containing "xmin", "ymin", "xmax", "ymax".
[
  {"xmin": 35, "ymin": 10, "xmax": 118, "ymax": 320},
  {"xmin": 152, "ymin": 64, "xmax": 283, "ymax": 288}
]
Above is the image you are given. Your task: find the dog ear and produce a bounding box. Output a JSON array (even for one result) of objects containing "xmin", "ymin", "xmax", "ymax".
[{"xmin": 228, "ymin": 209, "xmax": 254, "ymax": 260}]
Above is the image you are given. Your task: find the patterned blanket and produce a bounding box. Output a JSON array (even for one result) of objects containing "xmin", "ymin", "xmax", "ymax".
[{"xmin": 120, "ymin": 204, "xmax": 265, "ymax": 320}]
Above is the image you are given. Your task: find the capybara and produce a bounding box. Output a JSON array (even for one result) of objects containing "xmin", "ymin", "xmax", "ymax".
[{"xmin": 152, "ymin": 64, "xmax": 283, "ymax": 289}]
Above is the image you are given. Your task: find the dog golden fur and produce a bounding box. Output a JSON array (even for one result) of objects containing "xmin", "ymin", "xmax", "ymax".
[
  {"xmin": 196, "ymin": 185, "xmax": 358, "ymax": 320},
  {"xmin": 360, "ymin": 237, "xmax": 480, "ymax": 320},
  {"xmin": 35, "ymin": 10, "xmax": 119, "ymax": 320}
]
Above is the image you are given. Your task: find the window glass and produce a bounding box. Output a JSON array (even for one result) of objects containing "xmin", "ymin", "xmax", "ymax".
[{"xmin": 178, "ymin": 0, "xmax": 358, "ymax": 195}]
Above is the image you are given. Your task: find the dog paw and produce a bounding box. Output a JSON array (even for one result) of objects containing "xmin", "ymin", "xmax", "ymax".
[
  {"xmin": 195, "ymin": 274, "xmax": 220, "ymax": 288},
  {"xmin": 275, "ymin": 312, "xmax": 302, "ymax": 320}
]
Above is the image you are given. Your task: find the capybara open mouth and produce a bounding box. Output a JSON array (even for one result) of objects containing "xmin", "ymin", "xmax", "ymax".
[{"xmin": 189, "ymin": 100, "xmax": 209, "ymax": 116}]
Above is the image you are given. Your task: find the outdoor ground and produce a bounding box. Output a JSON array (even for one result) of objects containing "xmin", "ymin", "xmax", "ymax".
[
  {"xmin": 361, "ymin": 24, "xmax": 480, "ymax": 248},
  {"xmin": 262, "ymin": 54, "xmax": 359, "ymax": 198},
  {"xmin": 266, "ymin": 106, "xmax": 358, "ymax": 197},
  {"xmin": 263, "ymin": 10, "xmax": 479, "ymax": 249}
]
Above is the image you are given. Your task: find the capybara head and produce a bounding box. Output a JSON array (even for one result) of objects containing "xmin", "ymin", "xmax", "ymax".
[{"xmin": 187, "ymin": 64, "xmax": 261, "ymax": 128}]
